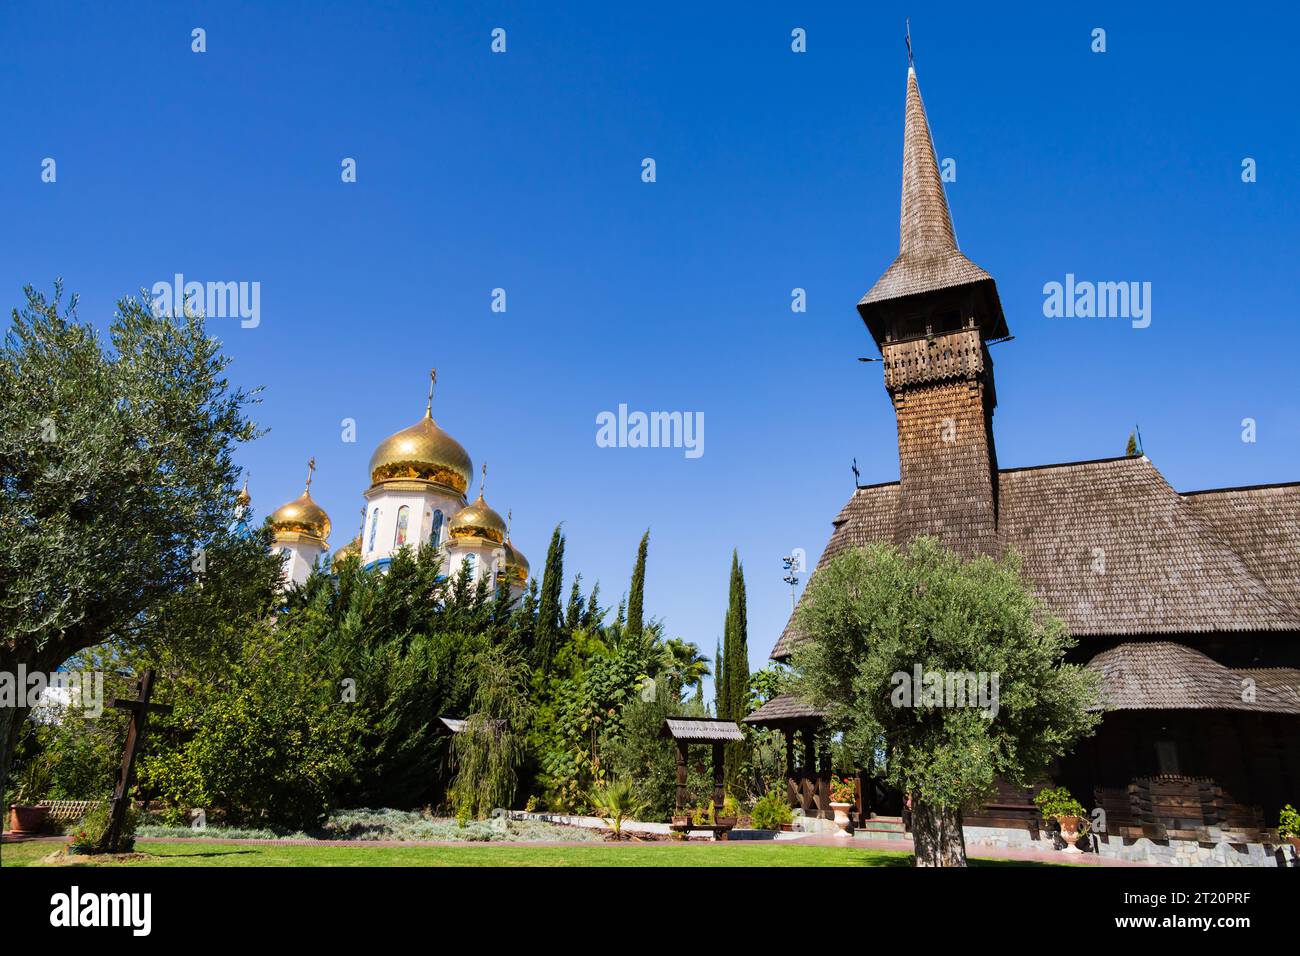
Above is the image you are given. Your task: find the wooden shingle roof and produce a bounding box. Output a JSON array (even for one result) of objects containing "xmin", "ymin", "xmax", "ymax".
[
  {"xmin": 742, "ymin": 693, "xmax": 826, "ymax": 729},
  {"xmin": 858, "ymin": 68, "xmax": 1007, "ymax": 342},
  {"xmin": 1087, "ymin": 642, "xmax": 1300, "ymax": 714},
  {"xmin": 659, "ymin": 718, "xmax": 744, "ymax": 743},
  {"xmin": 771, "ymin": 456, "xmax": 1300, "ymax": 659}
]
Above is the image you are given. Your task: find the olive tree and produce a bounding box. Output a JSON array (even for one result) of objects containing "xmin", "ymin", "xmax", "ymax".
[{"xmin": 791, "ymin": 538, "xmax": 1100, "ymax": 867}]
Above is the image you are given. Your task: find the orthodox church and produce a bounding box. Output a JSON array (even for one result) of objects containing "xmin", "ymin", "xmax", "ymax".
[
  {"xmin": 747, "ymin": 62, "xmax": 1300, "ymax": 839},
  {"xmin": 238, "ymin": 371, "xmax": 530, "ymax": 597}
]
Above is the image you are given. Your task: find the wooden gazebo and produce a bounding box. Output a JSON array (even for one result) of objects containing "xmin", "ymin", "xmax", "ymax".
[
  {"xmin": 743, "ymin": 694, "xmax": 834, "ymax": 820},
  {"xmin": 659, "ymin": 717, "xmax": 744, "ymax": 838}
]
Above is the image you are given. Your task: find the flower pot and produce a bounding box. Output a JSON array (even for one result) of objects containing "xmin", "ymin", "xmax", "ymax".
[
  {"xmin": 671, "ymin": 815, "xmax": 689, "ymax": 827},
  {"xmin": 715, "ymin": 816, "xmax": 737, "ymax": 829},
  {"xmin": 830, "ymin": 801, "xmax": 852, "ymax": 836},
  {"xmin": 8, "ymin": 805, "xmax": 49, "ymax": 835},
  {"xmin": 1057, "ymin": 815, "xmax": 1083, "ymax": 854}
]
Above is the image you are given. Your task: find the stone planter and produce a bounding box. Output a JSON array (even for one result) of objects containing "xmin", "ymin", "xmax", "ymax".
[
  {"xmin": 830, "ymin": 801, "xmax": 852, "ymax": 836},
  {"xmin": 1057, "ymin": 815, "xmax": 1083, "ymax": 854},
  {"xmin": 7, "ymin": 805, "xmax": 49, "ymax": 835}
]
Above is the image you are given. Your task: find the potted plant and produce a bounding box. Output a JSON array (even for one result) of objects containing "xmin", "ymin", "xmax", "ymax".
[
  {"xmin": 1034, "ymin": 786, "xmax": 1089, "ymax": 854},
  {"xmin": 751, "ymin": 789, "xmax": 794, "ymax": 833},
  {"xmin": 714, "ymin": 794, "xmax": 739, "ymax": 829},
  {"xmin": 829, "ymin": 775, "xmax": 855, "ymax": 835},
  {"xmin": 1278, "ymin": 804, "xmax": 1300, "ymax": 853},
  {"xmin": 6, "ymin": 756, "xmax": 53, "ymax": 834}
]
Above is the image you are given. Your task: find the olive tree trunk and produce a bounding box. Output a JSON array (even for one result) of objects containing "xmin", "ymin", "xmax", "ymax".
[{"xmin": 911, "ymin": 797, "xmax": 968, "ymax": 867}]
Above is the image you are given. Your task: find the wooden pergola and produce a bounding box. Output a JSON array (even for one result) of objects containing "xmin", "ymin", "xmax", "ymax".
[
  {"xmin": 743, "ymin": 694, "xmax": 834, "ymax": 820},
  {"xmin": 659, "ymin": 717, "xmax": 743, "ymax": 837}
]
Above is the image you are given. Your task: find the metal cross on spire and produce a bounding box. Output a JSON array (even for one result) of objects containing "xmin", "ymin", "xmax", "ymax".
[
  {"xmin": 426, "ymin": 367, "xmax": 437, "ymax": 415},
  {"xmin": 905, "ymin": 18, "xmax": 914, "ymax": 68},
  {"xmin": 479, "ymin": 462, "xmax": 487, "ymax": 498},
  {"xmin": 305, "ymin": 457, "xmax": 316, "ymax": 493}
]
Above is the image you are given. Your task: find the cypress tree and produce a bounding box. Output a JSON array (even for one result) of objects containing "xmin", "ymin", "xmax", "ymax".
[
  {"xmin": 714, "ymin": 637, "xmax": 725, "ymax": 718},
  {"xmin": 565, "ymin": 574, "xmax": 584, "ymax": 631},
  {"xmin": 534, "ymin": 524, "xmax": 566, "ymax": 670},
  {"xmin": 720, "ymin": 550, "xmax": 750, "ymax": 789},
  {"xmin": 627, "ymin": 529, "xmax": 650, "ymax": 639}
]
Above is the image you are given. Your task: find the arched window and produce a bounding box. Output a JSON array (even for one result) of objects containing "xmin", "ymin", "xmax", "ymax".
[
  {"xmin": 431, "ymin": 509, "xmax": 444, "ymax": 548},
  {"xmin": 394, "ymin": 505, "xmax": 410, "ymax": 548},
  {"xmin": 367, "ymin": 508, "xmax": 380, "ymax": 551},
  {"xmin": 465, "ymin": 552, "xmax": 478, "ymax": 576}
]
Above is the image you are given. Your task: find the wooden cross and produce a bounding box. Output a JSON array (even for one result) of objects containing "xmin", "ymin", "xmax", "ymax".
[{"xmin": 105, "ymin": 669, "xmax": 172, "ymax": 852}]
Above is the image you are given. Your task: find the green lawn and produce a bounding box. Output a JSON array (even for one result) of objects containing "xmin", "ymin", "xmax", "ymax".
[
  {"xmin": 0, "ymin": 839, "xmax": 926, "ymax": 868},
  {"xmin": 0, "ymin": 839, "xmax": 1055, "ymax": 868}
]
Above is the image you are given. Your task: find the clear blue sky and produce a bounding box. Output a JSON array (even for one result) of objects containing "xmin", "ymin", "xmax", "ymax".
[{"xmin": 4, "ymin": 2, "xmax": 1298, "ymax": 694}]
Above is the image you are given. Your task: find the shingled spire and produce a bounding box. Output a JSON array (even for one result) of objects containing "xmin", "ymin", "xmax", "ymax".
[
  {"xmin": 860, "ymin": 63, "xmax": 1008, "ymax": 557},
  {"xmin": 858, "ymin": 67, "xmax": 1007, "ymax": 346}
]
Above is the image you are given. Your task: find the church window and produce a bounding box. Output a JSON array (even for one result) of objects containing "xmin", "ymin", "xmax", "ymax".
[
  {"xmin": 368, "ymin": 508, "xmax": 380, "ymax": 551},
  {"xmin": 394, "ymin": 505, "xmax": 410, "ymax": 548},
  {"xmin": 466, "ymin": 552, "xmax": 478, "ymax": 576},
  {"xmin": 431, "ymin": 509, "xmax": 444, "ymax": 548}
]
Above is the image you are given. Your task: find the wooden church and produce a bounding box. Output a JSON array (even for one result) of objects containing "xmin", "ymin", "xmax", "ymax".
[{"xmin": 750, "ymin": 64, "xmax": 1300, "ymax": 840}]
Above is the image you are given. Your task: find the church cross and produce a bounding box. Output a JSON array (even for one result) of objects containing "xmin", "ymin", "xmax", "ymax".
[
  {"xmin": 426, "ymin": 368, "xmax": 437, "ymax": 415},
  {"xmin": 305, "ymin": 457, "xmax": 316, "ymax": 494},
  {"xmin": 905, "ymin": 18, "xmax": 915, "ymax": 68},
  {"xmin": 105, "ymin": 669, "xmax": 173, "ymax": 852}
]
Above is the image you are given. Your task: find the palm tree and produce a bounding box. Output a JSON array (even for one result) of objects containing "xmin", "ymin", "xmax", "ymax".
[
  {"xmin": 659, "ymin": 638, "xmax": 711, "ymax": 698},
  {"xmin": 589, "ymin": 778, "xmax": 647, "ymax": 840}
]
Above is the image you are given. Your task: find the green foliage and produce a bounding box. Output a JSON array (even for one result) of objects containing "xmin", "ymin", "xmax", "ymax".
[
  {"xmin": 1277, "ymin": 804, "xmax": 1299, "ymax": 839},
  {"xmin": 750, "ymin": 789, "xmax": 793, "ymax": 830},
  {"xmin": 1033, "ymin": 786, "xmax": 1086, "ymax": 823},
  {"xmin": 533, "ymin": 525, "xmax": 567, "ymax": 669},
  {"xmin": 9, "ymin": 749, "xmax": 53, "ymax": 804},
  {"xmin": 718, "ymin": 550, "xmax": 751, "ymax": 790},
  {"xmin": 449, "ymin": 646, "xmax": 532, "ymax": 818},
  {"xmin": 627, "ymin": 530, "xmax": 649, "ymax": 639},
  {"xmin": 0, "ymin": 281, "xmax": 276, "ymax": 792},
  {"xmin": 792, "ymin": 539, "xmax": 1101, "ymax": 841},
  {"xmin": 68, "ymin": 801, "xmax": 139, "ymax": 854},
  {"xmin": 1125, "ymin": 430, "xmax": 1139, "ymax": 457},
  {"xmin": 139, "ymin": 625, "xmax": 367, "ymax": 831},
  {"xmin": 589, "ymin": 777, "xmax": 646, "ymax": 839}
]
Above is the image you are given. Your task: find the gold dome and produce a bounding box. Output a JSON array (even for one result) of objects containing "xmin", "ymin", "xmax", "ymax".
[
  {"xmin": 368, "ymin": 409, "xmax": 473, "ymax": 495},
  {"xmin": 502, "ymin": 539, "xmax": 529, "ymax": 585},
  {"xmin": 331, "ymin": 535, "xmax": 361, "ymax": 565},
  {"xmin": 449, "ymin": 494, "xmax": 507, "ymax": 544},
  {"xmin": 268, "ymin": 491, "xmax": 331, "ymax": 543}
]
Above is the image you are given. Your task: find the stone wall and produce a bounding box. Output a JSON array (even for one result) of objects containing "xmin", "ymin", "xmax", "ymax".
[{"xmin": 962, "ymin": 823, "xmax": 1298, "ymax": 867}]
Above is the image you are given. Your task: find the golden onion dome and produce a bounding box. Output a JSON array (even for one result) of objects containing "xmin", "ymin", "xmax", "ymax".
[
  {"xmin": 502, "ymin": 539, "xmax": 529, "ymax": 585},
  {"xmin": 449, "ymin": 493, "xmax": 507, "ymax": 545},
  {"xmin": 332, "ymin": 535, "xmax": 361, "ymax": 564},
  {"xmin": 268, "ymin": 491, "xmax": 331, "ymax": 543},
  {"xmin": 235, "ymin": 478, "xmax": 251, "ymax": 508},
  {"xmin": 368, "ymin": 408, "xmax": 473, "ymax": 496}
]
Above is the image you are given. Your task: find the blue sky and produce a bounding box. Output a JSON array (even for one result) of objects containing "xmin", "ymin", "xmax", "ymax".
[{"xmin": 4, "ymin": 2, "xmax": 1297, "ymax": 692}]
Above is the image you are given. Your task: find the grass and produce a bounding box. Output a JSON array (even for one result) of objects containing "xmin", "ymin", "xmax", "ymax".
[{"xmin": 0, "ymin": 839, "xmax": 1054, "ymax": 868}]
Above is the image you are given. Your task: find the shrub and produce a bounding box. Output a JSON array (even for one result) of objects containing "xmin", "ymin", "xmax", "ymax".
[
  {"xmin": 67, "ymin": 801, "xmax": 139, "ymax": 854},
  {"xmin": 1033, "ymin": 786, "xmax": 1087, "ymax": 823},
  {"xmin": 751, "ymin": 790, "xmax": 793, "ymax": 831},
  {"xmin": 1278, "ymin": 804, "xmax": 1299, "ymax": 839}
]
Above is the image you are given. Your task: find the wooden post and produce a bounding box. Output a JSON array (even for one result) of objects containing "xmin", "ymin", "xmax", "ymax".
[
  {"xmin": 105, "ymin": 669, "xmax": 172, "ymax": 853},
  {"xmin": 817, "ymin": 741, "xmax": 831, "ymax": 819},
  {"xmin": 784, "ymin": 728, "xmax": 797, "ymax": 808},
  {"xmin": 674, "ymin": 741, "xmax": 688, "ymax": 812},
  {"xmin": 802, "ymin": 727, "xmax": 816, "ymax": 814},
  {"xmin": 711, "ymin": 742, "xmax": 725, "ymax": 820}
]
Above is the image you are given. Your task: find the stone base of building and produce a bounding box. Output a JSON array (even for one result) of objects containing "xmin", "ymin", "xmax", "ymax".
[{"xmin": 962, "ymin": 824, "xmax": 1298, "ymax": 867}]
